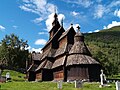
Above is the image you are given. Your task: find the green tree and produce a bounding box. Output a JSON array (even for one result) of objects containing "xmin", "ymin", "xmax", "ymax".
[{"xmin": 0, "ymin": 34, "xmax": 29, "ymax": 71}]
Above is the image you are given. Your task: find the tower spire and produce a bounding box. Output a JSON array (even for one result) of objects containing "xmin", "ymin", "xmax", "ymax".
[{"xmin": 76, "ymin": 26, "xmax": 80, "ymax": 33}]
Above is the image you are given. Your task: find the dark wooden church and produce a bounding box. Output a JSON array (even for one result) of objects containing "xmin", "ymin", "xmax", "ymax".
[{"xmin": 27, "ymin": 13, "xmax": 101, "ymax": 82}]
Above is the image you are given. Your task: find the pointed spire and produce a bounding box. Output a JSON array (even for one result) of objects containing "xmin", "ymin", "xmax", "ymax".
[
  {"xmin": 75, "ymin": 25, "xmax": 84, "ymax": 42},
  {"xmin": 52, "ymin": 13, "xmax": 59, "ymax": 26}
]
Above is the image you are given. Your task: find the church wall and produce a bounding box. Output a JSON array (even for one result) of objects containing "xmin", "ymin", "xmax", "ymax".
[
  {"xmin": 53, "ymin": 66, "xmax": 64, "ymax": 81},
  {"xmin": 59, "ymin": 37, "xmax": 67, "ymax": 48},
  {"xmin": 66, "ymin": 65, "xmax": 89, "ymax": 81}
]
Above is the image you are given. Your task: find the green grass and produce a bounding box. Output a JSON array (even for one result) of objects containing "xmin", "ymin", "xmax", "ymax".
[
  {"xmin": 0, "ymin": 82, "xmax": 116, "ymax": 90},
  {"xmin": 2, "ymin": 69, "xmax": 26, "ymax": 81},
  {"xmin": 0, "ymin": 70, "xmax": 117, "ymax": 90}
]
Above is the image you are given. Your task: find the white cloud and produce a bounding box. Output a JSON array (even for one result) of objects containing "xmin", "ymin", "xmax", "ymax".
[
  {"xmin": 58, "ymin": 14, "xmax": 65, "ymax": 25},
  {"xmin": 114, "ymin": 9, "xmax": 120, "ymax": 18},
  {"xmin": 94, "ymin": 4, "xmax": 105, "ymax": 18},
  {"xmin": 94, "ymin": 29, "xmax": 100, "ymax": 32},
  {"xmin": 33, "ymin": 17, "xmax": 44, "ymax": 23},
  {"xmin": 73, "ymin": 24, "xmax": 80, "ymax": 31},
  {"xmin": 20, "ymin": 0, "xmax": 57, "ymax": 24},
  {"xmin": 103, "ymin": 21, "xmax": 120, "ymax": 29},
  {"xmin": 109, "ymin": 1, "xmax": 120, "ymax": 8},
  {"xmin": 71, "ymin": 11, "xmax": 79, "ymax": 16},
  {"xmin": 31, "ymin": 48, "xmax": 42, "ymax": 53},
  {"xmin": 25, "ymin": 46, "xmax": 42, "ymax": 53},
  {"xmin": 13, "ymin": 25, "xmax": 18, "ymax": 29},
  {"xmin": 45, "ymin": 13, "xmax": 54, "ymax": 31},
  {"xmin": 0, "ymin": 25, "xmax": 5, "ymax": 31},
  {"xmin": 64, "ymin": 0, "xmax": 93, "ymax": 8},
  {"xmin": 35, "ymin": 39, "xmax": 47, "ymax": 45},
  {"xmin": 88, "ymin": 31, "xmax": 92, "ymax": 33},
  {"xmin": 20, "ymin": 0, "xmax": 66, "ymax": 31},
  {"xmin": 45, "ymin": 13, "xmax": 65, "ymax": 31},
  {"xmin": 38, "ymin": 32, "xmax": 48, "ymax": 35}
]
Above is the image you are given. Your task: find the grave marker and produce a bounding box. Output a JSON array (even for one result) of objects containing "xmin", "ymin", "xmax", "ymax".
[
  {"xmin": 57, "ymin": 80, "xmax": 62, "ymax": 90},
  {"xmin": 116, "ymin": 81, "xmax": 120, "ymax": 90},
  {"xmin": 75, "ymin": 80, "xmax": 82, "ymax": 88}
]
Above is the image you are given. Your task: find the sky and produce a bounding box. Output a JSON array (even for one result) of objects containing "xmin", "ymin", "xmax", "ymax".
[{"xmin": 0, "ymin": 0, "xmax": 120, "ymax": 52}]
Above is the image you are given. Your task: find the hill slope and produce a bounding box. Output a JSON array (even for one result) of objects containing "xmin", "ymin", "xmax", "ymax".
[{"xmin": 85, "ymin": 26, "xmax": 120, "ymax": 75}]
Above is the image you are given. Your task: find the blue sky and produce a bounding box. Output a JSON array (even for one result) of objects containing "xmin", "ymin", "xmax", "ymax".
[{"xmin": 0, "ymin": 0, "xmax": 120, "ymax": 52}]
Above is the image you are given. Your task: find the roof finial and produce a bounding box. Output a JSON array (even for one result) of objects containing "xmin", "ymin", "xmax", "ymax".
[
  {"xmin": 71, "ymin": 23, "xmax": 73, "ymax": 27},
  {"xmin": 61, "ymin": 18, "xmax": 63, "ymax": 26},
  {"xmin": 76, "ymin": 26, "xmax": 80, "ymax": 33},
  {"xmin": 53, "ymin": 6, "xmax": 57, "ymax": 18},
  {"xmin": 54, "ymin": 6, "xmax": 57, "ymax": 14}
]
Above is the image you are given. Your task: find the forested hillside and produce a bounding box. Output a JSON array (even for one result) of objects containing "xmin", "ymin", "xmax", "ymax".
[{"xmin": 85, "ymin": 26, "xmax": 120, "ymax": 76}]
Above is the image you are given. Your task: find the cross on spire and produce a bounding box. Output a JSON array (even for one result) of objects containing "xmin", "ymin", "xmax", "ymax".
[{"xmin": 76, "ymin": 26, "xmax": 80, "ymax": 33}]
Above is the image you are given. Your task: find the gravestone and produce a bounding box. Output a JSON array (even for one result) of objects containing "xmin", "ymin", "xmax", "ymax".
[
  {"xmin": 6, "ymin": 72, "xmax": 11, "ymax": 81},
  {"xmin": 99, "ymin": 69, "xmax": 107, "ymax": 87},
  {"xmin": 75, "ymin": 80, "xmax": 82, "ymax": 88},
  {"xmin": 116, "ymin": 81, "xmax": 120, "ymax": 90},
  {"xmin": 57, "ymin": 80, "xmax": 62, "ymax": 89}
]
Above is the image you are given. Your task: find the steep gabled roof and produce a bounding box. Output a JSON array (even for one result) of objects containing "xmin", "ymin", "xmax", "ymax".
[
  {"xmin": 58, "ymin": 26, "xmax": 75, "ymax": 41},
  {"xmin": 42, "ymin": 26, "xmax": 65, "ymax": 50},
  {"xmin": 40, "ymin": 48, "xmax": 51, "ymax": 60}
]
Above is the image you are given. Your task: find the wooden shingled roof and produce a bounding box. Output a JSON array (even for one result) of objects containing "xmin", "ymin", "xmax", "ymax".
[
  {"xmin": 32, "ymin": 53, "xmax": 41, "ymax": 61},
  {"xmin": 43, "ymin": 60, "xmax": 54, "ymax": 69},
  {"xmin": 27, "ymin": 64, "xmax": 38, "ymax": 72},
  {"xmin": 58, "ymin": 26, "xmax": 74, "ymax": 41},
  {"xmin": 52, "ymin": 56, "xmax": 66, "ymax": 69},
  {"xmin": 66, "ymin": 54, "xmax": 99, "ymax": 66},
  {"xmin": 69, "ymin": 41, "xmax": 91, "ymax": 56},
  {"xmin": 35, "ymin": 60, "xmax": 46, "ymax": 71},
  {"xmin": 66, "ymin": 27, "xmax": 99, "ymax": 66},
  {"xmin": 54, "ymin": 44, "xmax": 72, "ymax": 57}
]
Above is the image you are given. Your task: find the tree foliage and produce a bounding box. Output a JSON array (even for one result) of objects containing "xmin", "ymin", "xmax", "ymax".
[
  {"xmin": 85, "ymin": 26, "xmax": 120, "ymax": 76},
  {"xmin": 0, "ymin": 33, "xmax": 29, "ymax": 71}
]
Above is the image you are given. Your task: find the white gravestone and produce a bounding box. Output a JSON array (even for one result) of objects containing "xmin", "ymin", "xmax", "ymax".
[
  {"xmin": 100, "ymin": 70, "xmax": 106, "ymax": 87},
  {"xmin": 75, "ymin": 80, "xmax": 82, "ymax": 88},
  {"xmin": 6, "ymin": 72, "xmax": 10, "ymax": 80},
  {"xmin": 57, "ymin": 80, "xmax": 62, "ymax": 89},
  {"xmin": 116, "ymin": 81, "xmax": 120, "ymax": 90}
]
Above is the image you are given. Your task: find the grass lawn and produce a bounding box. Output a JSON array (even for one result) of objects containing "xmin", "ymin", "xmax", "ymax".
[
  {"xmin": 0, "ymin": 70, "xmax": 117, "ymax": 90},
  {"xmin": 0, "ymin": 81, "xmax": 116, "ymax": 90}
]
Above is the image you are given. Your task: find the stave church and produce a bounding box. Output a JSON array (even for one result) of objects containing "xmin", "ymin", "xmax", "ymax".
[{"xmin": 27, "ymin": 13, "xmax": 101, "ymax": 82}]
